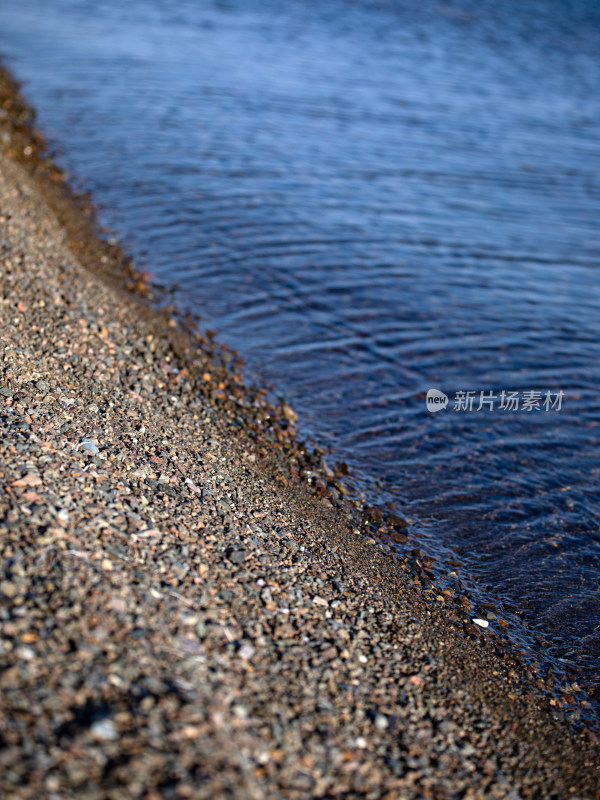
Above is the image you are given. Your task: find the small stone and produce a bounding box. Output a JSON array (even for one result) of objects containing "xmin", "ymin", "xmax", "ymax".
[
  {"xmin": 45, "ymin": 776, "xmax": 61, "ymax": 792},
  {"xmin": 365, "ymin": 506, "xmax": 384, "ymax": 524},
  {"xmin": 77, "ymin": 438, "xmax": 99, "ymax": 455},
  {"xmin": 472, "ymin": 618, "xmax": 489, "ymax": 628},
  {"xmin": 282, "ymin": 404, "xmax": 298, "ymax": 424},
  {"xmin": 90, "ymin": 718, "xmax": 119, "ymax": 741},
  {"xmin": 0, "ymin": 386, "xmax": 13, "ymax": 397},
  {"xmin": 12, "ymin": 473, "xmax": 42, "ymax": 487},
  {"xmin": 15, "ymin": 645, "xmax": 35, "ymax": 661},
  {"xmin": 238, "ymin": 642, "xmax": 256, "ymax": 661},
  {"xmin": 227, "ymin": 548, "xmax": 248, "ymax": 564},
  {"xmin": 0, "ymin": 580, "xmax": 18, "ymax": 597},
  {"xmin": 109, "ymin": 595, "xmax": 127, "ymax": 612},
  {"xmin": 387, "ymin": 512, "xmax": 408, "ymax": 529},
  {"xmin": 374, "ymin": 714, "xmax": 388, "ymax": 731}
]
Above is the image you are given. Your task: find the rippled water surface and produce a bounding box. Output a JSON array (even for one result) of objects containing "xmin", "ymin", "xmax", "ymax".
[{"xmin": 1, "ymin": 0, "xmax": 599, "ymax": 691}]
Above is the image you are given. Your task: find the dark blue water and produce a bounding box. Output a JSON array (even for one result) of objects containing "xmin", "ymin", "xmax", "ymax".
[{"xmin": 1, "ymin": 0, "xmax": 599, "ymax": 695}]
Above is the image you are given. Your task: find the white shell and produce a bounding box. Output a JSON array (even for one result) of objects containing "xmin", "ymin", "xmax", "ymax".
[
  {"xmin": 472, "ymin": 618, "xmax": 489, "ymax": 628},
  {"xmin": 77, "ymin": 438, "xmax": 99, "ymax": 455}
]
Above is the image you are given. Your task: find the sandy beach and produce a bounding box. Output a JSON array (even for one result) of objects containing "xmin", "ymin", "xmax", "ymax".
[{"xmin": 1, "ymin": 66, "xmax": 599, "ymax": 799}]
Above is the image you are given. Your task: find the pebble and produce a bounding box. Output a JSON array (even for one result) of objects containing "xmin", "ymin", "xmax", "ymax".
[
  {"xmin": 227, "ymin": 548, "xmax": 248, "ymax": 564},
  {"xmin": 374, "ymin": 714, "xmax": 389, "ymax": 731},
  {"xmin": 238, "ymin": 643, "xmax": 256, "ymax": 662},
  {"xmin": 76, "ymin": 437, "xmax": 99, "ymax": 454},
  {"xmin": 90, "ymin": 718, "xmax": 119, "ymax": 741}
]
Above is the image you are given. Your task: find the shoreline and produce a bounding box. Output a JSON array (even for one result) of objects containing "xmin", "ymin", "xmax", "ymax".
[
  {"xmin": 1, "ymin": 64, "xmax": 600, "ymax": 797},
  {"xmin": 1, "ymin": 62, "xmax": 592, "ymax": 708}
]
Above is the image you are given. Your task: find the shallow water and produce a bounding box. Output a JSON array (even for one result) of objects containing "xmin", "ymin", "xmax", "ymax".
[{"xmin": 1, "ymin": 0, "xmax": 599, "ymax": 692}]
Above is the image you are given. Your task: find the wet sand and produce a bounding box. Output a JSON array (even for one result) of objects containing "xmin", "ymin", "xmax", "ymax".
[{"xmin": 1, "ymin": 66, "xmax": 599, "ymax": 799}]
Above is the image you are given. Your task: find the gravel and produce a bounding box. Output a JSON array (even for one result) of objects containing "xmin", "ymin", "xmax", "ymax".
[{"xmin": 1, "ymin": 65, "xmax": 600, "ymax": 799}]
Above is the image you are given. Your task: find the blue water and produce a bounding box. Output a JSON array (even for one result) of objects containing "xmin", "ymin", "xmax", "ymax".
[{"xmin": 1, "ymin": 0, "xmax": 599, "ymax": 696}]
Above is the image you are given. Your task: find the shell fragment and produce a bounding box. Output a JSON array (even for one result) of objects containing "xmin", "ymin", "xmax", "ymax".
[{"xmin": 77, "ymin": 438, "xmax": 99, "ymax": 455}]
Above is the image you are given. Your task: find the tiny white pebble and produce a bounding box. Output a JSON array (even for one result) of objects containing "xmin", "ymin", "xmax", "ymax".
[
  {"xmin": 77, "ymin": 438, "xmax": 99, "ymax": 455},
  {"xmin": 238, "ymin": 643, "xmax": 256, "ymax": 662},
  {"xmin": 473, "ymin": 618, "xmax": 489, "ymax": 628},
  {"xmin": 16, "ymin": 646, "xmax": 35, "ymax": 661},
  {"xmin": 90, "ymin": 719, "xmax": 119, "ymax": 741},
  {"xmin": 355, "ymin": 736, "xmax": 368, "ymax": 749},
  {"xmin": 375, "ymin": 714, "xmax": 388, "ymax": 731}
]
